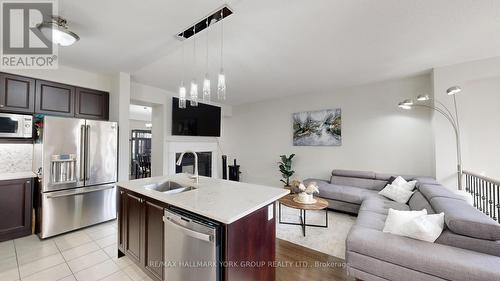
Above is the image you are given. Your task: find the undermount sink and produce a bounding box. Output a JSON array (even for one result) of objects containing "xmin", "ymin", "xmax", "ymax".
[{"xmin": 144, "ymin": 181, "xmax": 197, "ymax": 195}]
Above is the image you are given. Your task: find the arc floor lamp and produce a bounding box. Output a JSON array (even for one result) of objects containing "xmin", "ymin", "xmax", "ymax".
[{"xmin": 398, "ymin": 86, "xmax": 463, "ymax": 190}]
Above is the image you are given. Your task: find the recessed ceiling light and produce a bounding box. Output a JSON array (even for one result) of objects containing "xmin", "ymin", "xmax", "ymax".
[{"xmin": 38, "ymin": 16, "xmax": 80, "ymax": 46}]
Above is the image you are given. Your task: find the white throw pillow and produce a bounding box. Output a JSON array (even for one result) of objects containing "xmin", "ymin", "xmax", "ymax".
[
  {"xmin": 383, "ymin": 208, "xmax": 427, "ymax": 235},
  {"xmin": 391, "ymin": 176, "xmax": 417, "ymax": 191},
  {"xmin": 400, "ymin": 213, "xmax": 445, "ymax": 242},
  {"xmin": 378, "ymin": 184, "xmax": 415, "ymax": 203}
]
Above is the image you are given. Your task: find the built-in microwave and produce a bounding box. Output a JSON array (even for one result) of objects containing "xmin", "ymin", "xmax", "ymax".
[{"xmin": 0, "ymin": 113, "xmax": 32, "ymax": 138}]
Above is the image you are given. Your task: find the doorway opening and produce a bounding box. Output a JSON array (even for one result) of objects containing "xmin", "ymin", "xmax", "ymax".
[{"xmin": 129, "ymin": 104, "xmax": 152, "ymax": 179}]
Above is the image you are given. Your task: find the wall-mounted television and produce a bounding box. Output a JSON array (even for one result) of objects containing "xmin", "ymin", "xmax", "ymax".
[{"xmin": 172, "ymin": 97, "xmax": 221, "ymax": 137}]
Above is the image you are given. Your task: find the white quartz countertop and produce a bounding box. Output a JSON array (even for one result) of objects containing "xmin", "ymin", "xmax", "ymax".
[
  {"xmin": 117, "ymin": 174, "xmax": 289, "ymax": 224},
  {"xmin": 0, "ymin": 171, "xmax": 37, "ymax": 181}
]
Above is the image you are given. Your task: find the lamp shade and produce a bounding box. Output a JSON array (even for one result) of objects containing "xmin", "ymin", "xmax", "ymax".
[
  {"xmin": 398, "ymin": 102, "xmax": 412, "ymax": 110},
  {"xmin": 417, "ymin": 95, "xmax": 430, "ymax": 101},
  {"xmin": 446, "ymin": 86, "xmax": 462, "ymax": 95}
]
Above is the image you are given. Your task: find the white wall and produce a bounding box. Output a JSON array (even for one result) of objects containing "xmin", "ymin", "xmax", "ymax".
[
  {"xmin": 4, "ymin": 64, "xmax": 112, "ymax": 91},
  {"xmin": 130, "ymin": 82, "xmax": 233, "ymax": 177},
  {"xmin": 221, "ymin": 74, "xmax": 435, "ymax": 187},
  {"xmin": 109, "ymin": 73, "xmax": 131, "ymax": 181},
  {"xmin": 432, "ymin": 57, "xmax": 500, "ymax": 188}
]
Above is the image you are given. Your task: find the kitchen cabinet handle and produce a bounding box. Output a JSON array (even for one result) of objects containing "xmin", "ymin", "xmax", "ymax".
[
  {"xmin": 164, "ymin": 216, "xmax": 214, "ymax": 242},
  {"xmin": 80, "ymin": 125, "xmax": 85, "ymax": 181},
  {"xmin": 85, "ymin": 125, "xmax": 90, "ymax": 181},
  {"xmin": 46, "ymin": 185, "xmax": 114, "ymax": 199}
]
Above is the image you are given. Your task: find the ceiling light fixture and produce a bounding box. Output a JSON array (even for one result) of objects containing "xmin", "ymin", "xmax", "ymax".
[
  {"xmin": 178, "ymin": 31, "xmax": 187, "ymax": 109},
  {"xmin": 202, "ymin": 19, "xmax": 213, "ymax": 102},
  {"xmin": 217, "ymin": 9, "xmax": 226, "ymax": 101},
  {"xmin": 176, "ymin": 6, "xmax": 231, "ymax": 109},
  {"xmin": 37, "ymin": 16, "xmax": 80, "ymax": 46},
  {"xmin": 190, "ymin": 25, "xmax": 199, "ymax": 107}
]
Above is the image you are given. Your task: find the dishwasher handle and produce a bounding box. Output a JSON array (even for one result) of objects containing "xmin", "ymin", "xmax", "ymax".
[{"xmin": 163, "ymin": 216, "xmax": 214, "ymax": 243}]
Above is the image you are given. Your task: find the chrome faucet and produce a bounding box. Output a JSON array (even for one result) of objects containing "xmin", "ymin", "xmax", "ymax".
[{"xmin": 176, "ymin": 150, "xmax": 199, "ymax": 184}]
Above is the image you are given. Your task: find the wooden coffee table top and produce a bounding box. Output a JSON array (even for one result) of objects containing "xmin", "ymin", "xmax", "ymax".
[{"xmin": 278, "ymin": 194, "xmax": 329, "ymax": 210}]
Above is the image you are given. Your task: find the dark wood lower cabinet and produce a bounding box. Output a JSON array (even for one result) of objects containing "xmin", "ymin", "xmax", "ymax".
[
  {"xmin": 225, "ymin": 204, "xmax": 276, "ymax": 281},
  {"xmin": 0, "ymin": 178, "xmax": 33, "ymax": 242},
  {"xmin": 124, "ymin": 192, "xmax": 143, "ymax": 264},
  {"xmin": 118, "ymin": 187, "xmax": 277, "ymax": 281},
  {"xmin": 118, "ymin": 188, "xmax": 164, "ymax": 281},
  {"xmin": 144, "ymin": 201, "xmax": 165, "ymax": 281}
]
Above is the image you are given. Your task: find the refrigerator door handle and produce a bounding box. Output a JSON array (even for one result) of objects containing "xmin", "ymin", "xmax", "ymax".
[
  {"xmin": 85, "ymin": 125, "xmax": 90, "ymax": 181},
  {"xmin": 80, "ymin": 125, "xmax": 86, "ymax": 181},
  {"xmin": 46, "ymin": 185, "xmax": 115, "ymax": 199}
]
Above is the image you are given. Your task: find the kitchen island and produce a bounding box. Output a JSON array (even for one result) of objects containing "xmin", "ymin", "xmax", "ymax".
[{"xmin": 116, "ymin": 173, "xmax": 289, "ymax": 281}]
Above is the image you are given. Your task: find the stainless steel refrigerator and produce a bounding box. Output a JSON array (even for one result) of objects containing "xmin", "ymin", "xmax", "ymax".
[{"xmin": 34, "ymin": 116, "xmax": 118, "ymax": 238}]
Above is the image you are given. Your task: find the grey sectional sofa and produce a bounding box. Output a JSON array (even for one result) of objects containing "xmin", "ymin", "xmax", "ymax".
[{"xmin": 304, "ymin": 170, "xmax": 500, "ymax": 281}]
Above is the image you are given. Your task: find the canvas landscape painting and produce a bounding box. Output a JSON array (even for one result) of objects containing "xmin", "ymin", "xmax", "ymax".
[{"xmin": 293, "ymin": 109, "xmax": 342, "ymax": 146}]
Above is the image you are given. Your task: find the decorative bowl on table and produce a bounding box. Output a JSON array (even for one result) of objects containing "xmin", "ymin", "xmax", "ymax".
[{"xmin": 293, "ymin": 192, "xmax": 317, "ymax": 204}]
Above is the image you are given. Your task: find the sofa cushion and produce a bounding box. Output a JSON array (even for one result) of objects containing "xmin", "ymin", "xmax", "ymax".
[
  {"xmin": 431, "ymin": 197, "xmax": 500, "ymax": 241},
  {"xmin": 347, "ymin": 226, "xmax": 500, "ymax": 281},
  {"xmin": 375, "ymin": 173, "xmax": 414, "ymax": 182},
  {"xmin": 436, "ymin": 230, "xmax": 500, "ymax": 257},
  {"xmin": 419, "ymin": 184, "xmax": 465, "ymax": 201},
  {"xmin": 355, "ymin": 211, "xmax": 387, "ymax": 231},
  {"xmin": 414, "ymin": 177, "xmax": 440, "ymax": 187},
  {"xmin": 330, "ymin": 176, "xmax": 388, "ymax": 191},
  {"xmin": 318, "ymin": 183, "xmax": 379, "ymax": 204},
  {"xmin": 332, "ymin": 169, "xmax": 375, "ymax": 179},
  {"xmin": 382, "ymin": 209, "xmax": 427, "ymax": 235},
  {"xmin": 408, "ymin": 191, "xmax": 435, "ymax": 214},
  {"xmin": 360, "ymin": 198, "xmax": 410, "ymax": 215},
  {"xmin": 378, "ymin": 184, "xmax": 415, "ymax": 203}
]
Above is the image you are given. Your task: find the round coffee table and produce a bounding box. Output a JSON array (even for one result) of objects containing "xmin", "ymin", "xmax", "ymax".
[{"xmin": 278, "ymin": 194, "xmax": 329, "ymax": 236}]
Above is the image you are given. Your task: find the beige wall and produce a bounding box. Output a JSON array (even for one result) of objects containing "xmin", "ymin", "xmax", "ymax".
[
  {"xmin": 221, "ymin": 74, "xmax": 435, "ymax": 187},
  {"xmin": 432, "ymin": 57, "xmax": 500, "ymax": 188}
]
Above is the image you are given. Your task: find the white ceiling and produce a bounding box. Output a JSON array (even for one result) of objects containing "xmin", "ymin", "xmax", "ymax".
[{"xmin": 58, "ymin": 0, "xmax": 500, "ymax": 105}]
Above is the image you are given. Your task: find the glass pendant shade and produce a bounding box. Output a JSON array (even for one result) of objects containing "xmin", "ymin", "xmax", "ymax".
[
  {"xmin": 190, "ymin": 80, "xmax": 199, "ymax": 106},
  {"xmin": 202, "ymin": 75, "xmax": 211, "ymax": 102},
  {"xmin": 217, "ymin": 70, "xmax": 226, "ymax": 100},
  {"xmin": 178, "ymin": 83, "xmax": 187, "ymax": 108}
]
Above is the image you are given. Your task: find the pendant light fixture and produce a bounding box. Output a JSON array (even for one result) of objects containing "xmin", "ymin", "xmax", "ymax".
[
  {"xmin": 190, "ymin": 26, "xmax": 199, "ymax": 107},
  {"xmin": 202, "ymin": 19, "xmax": 212, "ymax": 102},
  {"xmin": 217, "ymin": 10, "xmax": 226, "ymax": 100},
  {"xmin": 178, "ymin": 32, "xmax": 187, "ymax": 109}
]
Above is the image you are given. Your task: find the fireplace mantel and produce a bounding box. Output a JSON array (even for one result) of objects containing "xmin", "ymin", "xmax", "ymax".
[{"xmin": 166, "ymin": 137, "xmax": 219, "ymax": 178}]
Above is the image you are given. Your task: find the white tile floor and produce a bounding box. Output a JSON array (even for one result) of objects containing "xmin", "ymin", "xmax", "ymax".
[{"xmin": 0, "ymin": 220, "xmax": 153, "ymax": 281}]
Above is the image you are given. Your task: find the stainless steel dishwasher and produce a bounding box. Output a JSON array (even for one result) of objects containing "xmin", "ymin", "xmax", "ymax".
[{"xmin": 163, "ymin": 208, "xmax": 221, "ymax": 281}]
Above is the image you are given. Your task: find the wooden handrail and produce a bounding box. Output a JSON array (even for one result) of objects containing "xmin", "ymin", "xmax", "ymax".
[{"xmin": 463, "ymin": 170, "xmax": 500, "ymax": 186}]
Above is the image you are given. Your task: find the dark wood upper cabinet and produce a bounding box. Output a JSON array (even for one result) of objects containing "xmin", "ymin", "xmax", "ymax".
[
  {"xmin": 0, "ymin": 178, "xmax": 33, "ymax": 242},
  {"xmin": 35, "ymin": 80, "xmax": 75, "ymax": 117},
  {"xmin": 75, "ymin": 87, "xmax": 109, "ymax": 120},
  {"xmin": 0, "ymin": 73, "xmax": 35, "ymax": 114}
]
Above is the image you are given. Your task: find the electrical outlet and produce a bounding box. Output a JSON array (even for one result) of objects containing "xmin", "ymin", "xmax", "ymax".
[{"xmin": 268, "ymin": 204, "xmax": 274, "ymax": 220}]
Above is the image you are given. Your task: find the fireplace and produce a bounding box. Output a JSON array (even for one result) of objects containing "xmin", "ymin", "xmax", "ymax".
[{"xmin": 175, "ymin": 152, "xmax": 212, "ymax": 177}]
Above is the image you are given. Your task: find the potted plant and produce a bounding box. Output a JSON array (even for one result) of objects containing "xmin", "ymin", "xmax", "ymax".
[{"xmin": 278, "ymin": 154, "xmax": 295, "ymax": 187}]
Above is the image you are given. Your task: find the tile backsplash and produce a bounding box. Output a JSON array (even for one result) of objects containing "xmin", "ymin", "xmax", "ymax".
[{"xmin": 0, "ymin": 144, "xmax": 33, "ymax": 173}]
